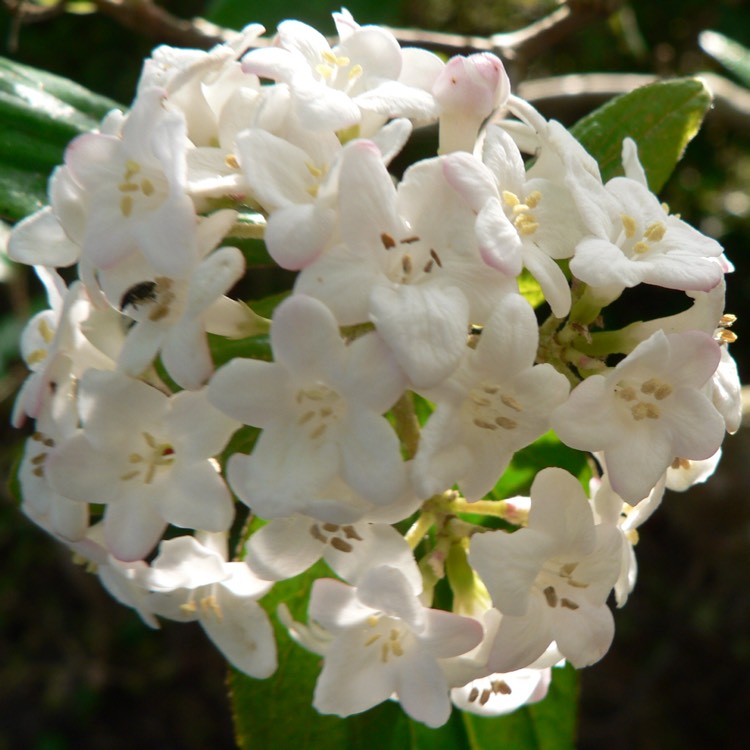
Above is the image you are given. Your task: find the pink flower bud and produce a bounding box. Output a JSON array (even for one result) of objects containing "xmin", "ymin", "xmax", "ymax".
[
  {"xmin": 433, "ymin": 53, "xmax": 510, "ymax": 153},
  {"xmin": 433, "ymin": 53, "xmax": 510, "ymax": 119}
]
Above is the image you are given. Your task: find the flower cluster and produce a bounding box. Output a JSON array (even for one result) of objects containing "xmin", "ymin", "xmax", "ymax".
[{"xmin": 8, "ymin": 10, "xmax": 740, "ymax": 728}]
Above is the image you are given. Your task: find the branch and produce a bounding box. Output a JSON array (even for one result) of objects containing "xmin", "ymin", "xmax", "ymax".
[
  {"xmin": 5, "ymin": 0, "xmax": 624, "ymax": 66},
  {"xmin": 91, "ymin": 0, "xmax": 231, "ymax": 48},
  {"xmin": 388, "ymin": 0, "xmax": 625, "ymax": 63}
]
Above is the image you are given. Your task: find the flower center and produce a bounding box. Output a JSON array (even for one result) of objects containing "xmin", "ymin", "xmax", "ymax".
[
  {"xmin": 379, "ymin": 232, "xmax": 444, "ymax": 285},
  {"xmin": 295, "ymin": 384, "xmax": 344, "ymax": 441},
  {"xmin": 26, "ymin": 316, "xmax": 56, "ymax": 366},
  {"xmin": 117, "ymin": 159, "xmax": 167, "ymax": 219},
  {"xmin": 538, "ymin": 561, "xmax": 589, "ymax": 611},
  {"xmin": 120, "ymin": 431, "xmax": 175, "ymax": 484},
  {"xmin": 502, "ymin": 189, "xmax": 543, "ymax": 237},
  {"xmin": 614, "ymin": 376, "xmax": 673, "ymax": 421},
  {"xmin": 619, "ymin": 213, "xmax": 667, "ymax": 257},
  {"xmin": 180, "ymin": 591, "xmax": 225, "ymax": 622},
  {"xmin": 363, "ymin": 615, "xmax": 409, "ymax": 663},
  {"xmin": 29, "ymin": 430, "xmax": 56, "ymax": 478},
  {"xmin": 308, "ymin": 521, "xmax": 364, "ymax": 552},
  {"xmin": 467, "ymin": 678, "xmax": 513, "ymax": 706},
  {"xmin": 466, "ymin": 381, "xmax": 523, "ymax": 432},
  {"xmin": 315, "ymin": 49, "xmax": 363, "ymax": 92}
]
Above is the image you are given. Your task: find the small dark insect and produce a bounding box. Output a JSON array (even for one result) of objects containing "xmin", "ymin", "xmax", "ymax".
[{"xmin": 120, "ymin": 280, "xmax": 158, "ymax": 311}]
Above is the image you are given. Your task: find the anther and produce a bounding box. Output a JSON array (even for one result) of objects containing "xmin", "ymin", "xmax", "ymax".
[
  {"xmin": 500, "ymin": 394, "xmax": 523, "ymax": 412},
  {"xmin": 492, "ymin": 680, "xmax": 512, "ymax": 695},
  {"xmin": 621, "ymin": 214, "xmax": 637, "ymax": 238},
  {"xmin": 644, "ymin": 221, "xmax": 666, "ymax": 242},
  {"xmin": 380, "ymin": 232, "xmax": 396, "ymax": 249},
  {"xmin": 330, "ymin": 537, "xmax": 353, "ymax": 553},
  {"xmin": 309, "ymin": 524, "xmax": 327, "ymax": 543},
  {"xmin": 502, "ymin": 190, "xmax": 520, "ymax": 207},
  {"xmin": 120, "ymin": 195, "xmax": 133, "ymax": 217},
  {"xmin": 640, "ymin": 379, "xmax": 657, "ymax": 394},
  {"xmin": 543, "ymin": 586, "xmax": 558, "ymax": 607},
  {"xmin": 525, "ymin": 191, "xmax": 542, "ymax": 208},
  {"xmin": 654, "ymin": 384, "xmax": 672, "ymax": 400},
  {"xmin": 140, "ymin": 178, "xmax": 155, "ymax": 196},
  {"xmin": 473, "ymin": 418, "xmax": 498, "ymax": 430},
  {"xmin": 309, "ymin": 424, "xmax": 328, "ymax": 439}
]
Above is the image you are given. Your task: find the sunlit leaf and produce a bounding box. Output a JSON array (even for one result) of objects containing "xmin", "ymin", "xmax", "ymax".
[{"xmin": 571, "ymin": 77, "xmax": 712, "ymax": 192}]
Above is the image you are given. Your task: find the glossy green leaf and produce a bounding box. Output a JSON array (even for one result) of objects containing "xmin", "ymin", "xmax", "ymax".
[
  {"xmin": 571, "ymin": 77, "xmax": 712, "ymax": 192},
  {"xmin": 699, "ymin": 30, "xmax": 750, "ymax": 89},
  {"xmin": 0, "ymin": 56, "xmax": 121, "ymax": 221},
  {"xmin": 205, "ymin": 0, "xmax": 403, "ymax": 33}
]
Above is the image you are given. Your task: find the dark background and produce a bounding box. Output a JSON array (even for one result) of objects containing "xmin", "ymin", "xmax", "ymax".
[{"xmin": 1, "ymin": 1, "xmax": 750, "ymax": 748}]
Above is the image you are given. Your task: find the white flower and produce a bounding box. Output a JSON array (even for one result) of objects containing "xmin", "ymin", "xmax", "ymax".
[
  {"xmin": 309, "ymin": 565, "xmax": 483, "ymax": 726},
  {"xmin": 296, "ymin": 140, "xmax": 516, "ymax": 388},
  {"xmin": 45, "ymin": 370, "xmax": 238, "ymax": 561},
  {"xmin": 591, "ymin": 470, "xmax": 666, "ymax": 607},
  {"xmin": 95, "ymin": 209, "xmax": 254, "ymax": 389},
  {"xmin": 208, "ymin": 294, "xmax": 408, "ymax": 516},
  {"xmin": 551, "ymin": 330, "xmax": 726, "ymax": 504},
  {"xmin": 19, "ymin": 397, "xmax": 88, "ymax": 543},
  {"xmin": 443, "ymin": 117, "xmax": 594, "ymax": 317},
  {"xmin": 13, "ymin": 268, "xmax": 114, "ymax": 427},
  {"xmin": 63, "ymin": 87, "xmax": 197, "ymax": 276},
  {"xmin": 568, "ymin": 138, "xmax": 724, "ymax": 299},
  {"xmin": 440, "ymin": 608, "xmax": 554, "ymax": 717},
  {"xmin": 241, "ymin": 11, "xmax": 441, "ymax": 134},
  {"xmin": 413, "ymin": 294, "xmax": 570, "ymax": 501},
  {"xmin": 146, "ymin": 533, "xmax": 277, "ymax": 678},
  {"xmin": 452, "ymin": 667, "xmax": 551, "ymax": 716},
  {"xmin": 469, "ymin": 468, "xmax": 622, "ymax": 671}
]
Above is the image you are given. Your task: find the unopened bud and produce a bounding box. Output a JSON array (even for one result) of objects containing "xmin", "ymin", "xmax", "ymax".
[{"xmin": 433, "ymin": 53, "xmax": 510, "ymax": 153}]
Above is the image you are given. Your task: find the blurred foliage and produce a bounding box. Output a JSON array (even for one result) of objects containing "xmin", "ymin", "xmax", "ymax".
[{"xmin": 1, "ymin": 1, "xmax": 750, "ymax": 749}]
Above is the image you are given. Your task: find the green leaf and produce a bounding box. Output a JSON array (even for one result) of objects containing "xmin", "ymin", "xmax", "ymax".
[
  {"xmin": 699, "ymin": 30, "xmax": 750, "ymax": 89},
  {"xmin": 491, "ymin": 431, "xmax": 590, "ymax": 501},
  {"xmin": 0, "ymin": 56, "xmax": 122, "ymax": 221},
  {"xmin": 205, "ymin": 0, "xmax": 403, "ymax": 33},
  {"xmin": 571, "ymin": 77, "xmax": 712, "ymax": 192}
]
